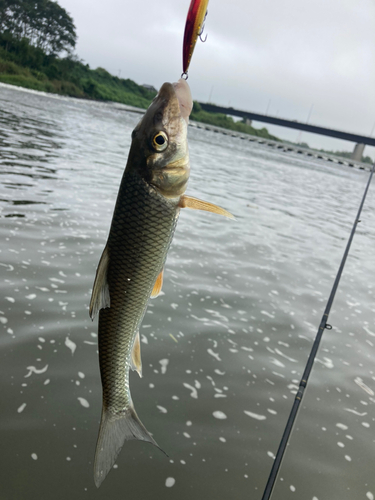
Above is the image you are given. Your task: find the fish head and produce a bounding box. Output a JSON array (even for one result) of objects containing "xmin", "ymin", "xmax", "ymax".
[{"xmin": 129, "ymin": 79, "xmax": 193, "ymax": 198}]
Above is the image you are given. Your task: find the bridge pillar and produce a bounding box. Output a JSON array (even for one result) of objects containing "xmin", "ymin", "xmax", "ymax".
[{"xmin": 351, "ymin": 143, "xmax": 365, "ymax": 162}]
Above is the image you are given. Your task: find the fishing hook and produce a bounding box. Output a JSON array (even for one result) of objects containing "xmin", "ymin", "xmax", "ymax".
[
  {"xmin": 199, "ymin": 11, "xmax": 208, "ymax": 42},
  {"xmin": 181, "ymin": 72, "xmax": 189, "ymax": 80}
]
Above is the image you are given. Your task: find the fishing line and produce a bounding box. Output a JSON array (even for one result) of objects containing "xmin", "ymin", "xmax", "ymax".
[{"xmin": 261, "ymin": 162, "xmax": 375, "ymax": 500}]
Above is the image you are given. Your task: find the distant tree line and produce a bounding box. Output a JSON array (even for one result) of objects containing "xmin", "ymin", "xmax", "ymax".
[{"xmin": 0, "ymin": 0, "xmax": 76, "ymax": 55}]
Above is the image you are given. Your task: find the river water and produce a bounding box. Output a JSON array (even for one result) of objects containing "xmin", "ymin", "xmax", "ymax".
[{"xmin": 1, "ymin": 83, "xmax": 375, "ymax": 500}]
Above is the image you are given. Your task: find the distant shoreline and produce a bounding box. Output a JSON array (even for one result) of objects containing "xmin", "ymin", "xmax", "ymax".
[{"xmin": 1, "ymin": 81, "xmax": 369, "ymax": 172}]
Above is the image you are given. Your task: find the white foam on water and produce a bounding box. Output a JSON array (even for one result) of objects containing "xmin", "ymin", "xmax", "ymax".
[
  {"xmin": 213, "ymin": 411, "xmax": 227, "ymax": 420},
  {"xmin": 364, "ymin": 326, "xmax": 375, "ymax": 337},
  {"xmin": 165, "ymin": 477, "xmax": 175, "ymax": 488},
  {"xmin": 183, "ymin": 383, "xmax": 198, "ymax": 399},
  {"xmin": 316, "ymin": 357, "xmax": 334, "ymax": 369},
  {"xmin": 77, "ymin": 397, "xmax": 89, "ymax": 408},
  {"xmin": 270, "ymin": 358, "xmax": 285, "ymax": 369},
  {"xmin": 65, "ymin": 337, "xmax": 76, "ymax": 355},
  {"xmin": 159, "ymin": 359, "xmax": 169, "ymax": 374},
  {"xmin": 274, "ymin": 348, "xmax": 297, "ymax": 363},
  {"xmin": 261, "ymin": 310, "xmax": 274, "ymax": 318},
  {"xmin": 207, "ymin": 349, "xmax": 221, "ymax": 361},
  {"xmin": 354, "ymin": 377, "xmax": 374, "ymax": 396},
  {"xmin": 244, "ymin": 410, "xmax": 266, "ymax": 421},
  {"xmin": 344, "ymin": 408, "xmax": 367, "ymax": 416},
  {"xmin": 336, "ymin": 423, "xmax": 348, "ymax": 430},
  {"xmin": 24, "ymin": 364, "xmax": 48, "ymax": 378},
  {"xmin": 214, "ymin": 369, "xmax": 226, "ymax": 376},
  {"xmin": 17, "ymin": 403, "xmax": 26, "ymax": 413}
]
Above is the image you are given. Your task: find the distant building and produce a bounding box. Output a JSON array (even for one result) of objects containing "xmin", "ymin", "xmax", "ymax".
[{"xmin": 142, "ymin": 84, "xmax": 157, "ymax": 93}]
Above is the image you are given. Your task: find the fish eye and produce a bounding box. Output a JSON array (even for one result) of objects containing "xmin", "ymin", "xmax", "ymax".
[{"xmin": 152, "ymin": 131, "xmax": 168, "ymax": 152}]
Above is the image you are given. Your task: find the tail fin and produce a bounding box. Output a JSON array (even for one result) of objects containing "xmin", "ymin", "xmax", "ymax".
[{"xmin": 94, "ymin": 405, "xmax": 165, "ymax": 488}]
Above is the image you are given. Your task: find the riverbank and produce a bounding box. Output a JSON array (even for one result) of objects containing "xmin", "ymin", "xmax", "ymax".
[
  {"xmin": 0, "ymin": 53, "xmax": 156, "ymax": 109},
  {"xmin": 0, "ymin": 33, "xmax": 279, "ymax": 142},
  {"xmin": 0, "ymin": 58, "xmax": 279, "ymax": 141}
]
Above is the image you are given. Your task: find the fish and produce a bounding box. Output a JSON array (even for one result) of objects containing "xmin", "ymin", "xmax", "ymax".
[
  {"xmin": 89, "ymin": 78, "xmax": 233, "ymax": 488},
  {"xmin": 182, "ymin": 0, "xmax": 209, "ymax": 75}
]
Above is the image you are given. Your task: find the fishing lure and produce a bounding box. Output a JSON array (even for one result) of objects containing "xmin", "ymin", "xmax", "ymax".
[{"xmin": 182, "ymin": 0, "xmax": 209, "ymax": 76}]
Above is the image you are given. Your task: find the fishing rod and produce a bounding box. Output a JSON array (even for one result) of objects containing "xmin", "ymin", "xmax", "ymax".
[{"xmin": 261, "ymin": 162, "xmax": 375, "ymax": 500}]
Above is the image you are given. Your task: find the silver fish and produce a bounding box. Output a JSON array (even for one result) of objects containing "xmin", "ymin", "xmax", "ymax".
[{"xmin": 89, "ymin": 78, "xmax": 233, "ymax": 487}]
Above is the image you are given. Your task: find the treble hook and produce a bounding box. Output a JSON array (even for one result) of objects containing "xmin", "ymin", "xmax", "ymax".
[{"xmin": 198, "ymin": 11, "xmax": 208, "ymax": 42}]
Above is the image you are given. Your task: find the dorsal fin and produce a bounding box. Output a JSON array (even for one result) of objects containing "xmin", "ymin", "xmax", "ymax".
[
  {"xmin": 150, "ymin": 269, "xmax": 164, "ymax": 298},
  {"xmin": 89, "ymin": 244, "xmax": 110, "ymax": 320},
  {"xmin": 130, "ymin": 331, "xmax": 142, "ymax": 378},
  {"xmin": 179, "ymin": 195, "xmax": 234, "ymax": 219}
]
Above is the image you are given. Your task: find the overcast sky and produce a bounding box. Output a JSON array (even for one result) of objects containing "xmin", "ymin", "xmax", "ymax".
[{"xmin": 58, "ymin": 0, "xmax": 375, "ymax": 158}]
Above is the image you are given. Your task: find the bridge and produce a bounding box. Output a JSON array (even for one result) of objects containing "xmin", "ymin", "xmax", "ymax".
[{"xmin": 197, "ymin": 102, "xmax": 375, "ymax": 161}]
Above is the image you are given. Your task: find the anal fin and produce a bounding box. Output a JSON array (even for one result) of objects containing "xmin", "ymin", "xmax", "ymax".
[
  {"xmin": 89, "ymin": 244, "xmax": 110, "ymax": 320},
  {"xmin": 150, "ymin": 268, "xmax": 164, "ymax": 298},
  {"xmin": 130, "ymin": 331, "xmax": 142, "ymax": 378},
  {"xmin": 179, "ymin": 195, "xmax": 234, "ymax": 219}
]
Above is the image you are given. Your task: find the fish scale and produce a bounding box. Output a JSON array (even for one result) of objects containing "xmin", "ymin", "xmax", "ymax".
[{"xmin": 98, "ymin": 169, "xmax": 179, "ymax": 412}]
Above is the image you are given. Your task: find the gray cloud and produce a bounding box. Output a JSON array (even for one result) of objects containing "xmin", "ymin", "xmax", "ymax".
[{"xmin": 59, "ymin": 0, "xmax": 375, "ymax": 157}]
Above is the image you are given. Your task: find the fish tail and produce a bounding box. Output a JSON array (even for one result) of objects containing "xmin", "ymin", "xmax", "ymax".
[{"xmin": 94, "ymin": 404, "xmax": 165, "ymax": 487}]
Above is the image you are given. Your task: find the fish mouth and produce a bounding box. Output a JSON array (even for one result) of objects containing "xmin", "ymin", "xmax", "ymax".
[
  {"xmin": 150, "ymin": 79, "xmax": 192, "ymax": 128},
  {"xmin": 172, "ymin": 79, "xmax": 193, "ymax": 124}
]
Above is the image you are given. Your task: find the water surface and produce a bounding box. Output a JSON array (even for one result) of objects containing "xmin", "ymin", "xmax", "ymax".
[{"xmin": 1, "ymin": 83, "xmax": 375, "ymax": 500}]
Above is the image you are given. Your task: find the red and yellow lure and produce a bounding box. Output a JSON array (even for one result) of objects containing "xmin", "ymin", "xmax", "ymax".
[{"xmin": 182, "ymin": 0, "xmax": 209, "ymax": 77}]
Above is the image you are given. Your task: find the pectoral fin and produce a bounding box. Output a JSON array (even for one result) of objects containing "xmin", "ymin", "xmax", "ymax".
[
  {"xmin": 130, "ymin": 331, "xmax": 142, "ymax": 378},
  {"xmin": 89, "ymin": 244, "xmax": 110, "ymax": 320},
  {"xmin": 150, "ymin": 269, "xmax": 164, "ymax": 298},
  {"xmin": 179, "ymin": 195, "xmax": 234, "ymax": 219}
]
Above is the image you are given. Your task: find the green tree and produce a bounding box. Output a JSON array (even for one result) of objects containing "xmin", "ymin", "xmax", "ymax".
[{"xmin": 0, "ymin": 0, "xmax": 76, "ymax": 55}]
